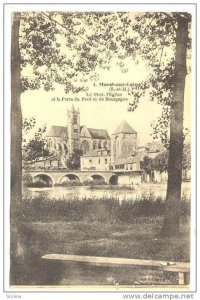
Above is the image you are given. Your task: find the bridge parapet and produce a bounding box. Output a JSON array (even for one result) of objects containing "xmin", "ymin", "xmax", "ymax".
[{"xmin": 28, "ymin": 170, "xmax": 117, "ymax": 185}]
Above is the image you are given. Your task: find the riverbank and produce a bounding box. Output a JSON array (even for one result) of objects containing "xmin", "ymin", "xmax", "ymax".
[{"xmin": 22, "ymin": 195, "xmax": 190, "ymax": 222}]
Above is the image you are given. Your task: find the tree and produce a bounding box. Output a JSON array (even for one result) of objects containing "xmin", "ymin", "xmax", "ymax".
[
  {"xmin": 182, "ymin": 143, "xmax": 191, "ymax": 180},
  {"xmin": 141, "ymin": 151, "xmax": 169, "ymax": 183},
  {"xmin": 103, "ymin": 12, "xmax": 190, "ymax": 236},
  {"xmin": 57, "ymin": 12, "xmax": 190, "ymax": 235},
  {"xmin": 10, "ymin": 12, "xmax": 96, "ymax": 283},
  {"xmin": 11, "ymin": 12, "xmax": 191, "ymax": 280},
  {"xmin": 22, "ymin": 119, "xmax": 53, "ymax": 165},
  {"xmin": 160, "ymin": 15, "xmax": 190, "ymax": 236},
  {"xmin": 10, "ymin": 13, "xmax": 23, "ymax": 283},
  {"xmin": 153, "ymin": 151, "xmax": 168, "ymax": 182},
  {"xmin": 140, "ymin": 156, "xmax": 155, "ymax": 182},
  {"xmin": 67, "ymin": 149, "xmax": 83, "ymax": 170}
]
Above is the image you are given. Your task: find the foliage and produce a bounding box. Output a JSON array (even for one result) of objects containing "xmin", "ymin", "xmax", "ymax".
[
  {"xmin": 66, "ymin": 149, "xmax": 83, "ymax": 170},
  {"xmin": 26, "ymin": 181, "xmax": 50, "ymax": 188},
  {"xmin": 13, "ymin": 12, "xmax": 191, "ymax": 241},
  {"xmin": 153, "ymin": 151, "xmax": 169, "ymax": 173},
  {"xmin": 22, "ymin": 117, "xmax": 36, "ymax": 134},
  {"xmin": 182, "ymin": 143, "xmax": 191, "ymax": 178},
  {"xmin": 22, "ymin": 118, "xmax": 53, "ymax": 163},
  {"xmin": 140, "ymin": 156, "xmax": 154, "ymax": 175},
  {"xmin": 88, "ymin": 184, "xmax": 135, "ymax": 191},
  {"xmin": 19, "ymin": 12, "xmax": 191, "ymax": 150},
  {"xmin": 19, "ymin": 12, "xmax": 99, "ymax": 94},
  {"xmin": 141, "ymin": 144, "xmax": 190, "ymax": 176}
]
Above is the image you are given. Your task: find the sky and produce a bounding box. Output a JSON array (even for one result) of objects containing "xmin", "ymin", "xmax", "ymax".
[
  {"xmin": 21, "ymin": 59, "xmax": 191, "ymax": 146},
  {"xmin": 20, "ymin": 11, "xmax": 191, "ymax": 146}
]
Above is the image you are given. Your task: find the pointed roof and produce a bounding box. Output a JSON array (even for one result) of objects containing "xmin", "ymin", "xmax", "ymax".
[{"xmin": 113, "ymin": 120, "xmax": 137, "ymax": 135}]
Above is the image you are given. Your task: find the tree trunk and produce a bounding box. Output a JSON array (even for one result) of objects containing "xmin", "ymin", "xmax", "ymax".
[
  {"xmin": 161, "ymin": 16, "xmax": 189, "ymax": 236},
  {"xmin": 10, "ymin": 12, "xmax": 24, "ymax": 284}
]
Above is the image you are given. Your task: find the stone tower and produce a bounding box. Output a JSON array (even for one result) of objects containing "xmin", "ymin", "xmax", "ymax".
[
  {"xmin": 67, "ymin": 105, "xmax": 80, "ymax": 155},
  {"xmin": 111, "ymin": 120, "xmax": 137, "ymax": 163}
]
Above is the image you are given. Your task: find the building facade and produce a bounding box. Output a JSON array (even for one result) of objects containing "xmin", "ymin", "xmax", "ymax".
[
  {"xmin": 45, "ymin": 105, "xmax": 111, "ymax": 169},
  {"xmin": 45, "ymin": 105, "xmax": 142, "ymax": 174},
  {"xmin": 29, "ymin": 105, "xmax": 172, "ymax": 184}
]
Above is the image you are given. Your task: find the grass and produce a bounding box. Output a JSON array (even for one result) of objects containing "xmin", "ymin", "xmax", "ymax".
[
  {"xmin": 22, "ymin": 194, "xmax": 190, "ymax": 223},
  {"xmin": 12, "ymin": 194, "xmax": 190, "ymax": 286},
  {"xmin": 13, "ymin": 216, "xmax": 190, "ymax": 286}
]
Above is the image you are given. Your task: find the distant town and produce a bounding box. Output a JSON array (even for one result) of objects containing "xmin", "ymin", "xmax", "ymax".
[{"xmin": 25, "ymin": 105, "xmax": 192, "ymax": 186}]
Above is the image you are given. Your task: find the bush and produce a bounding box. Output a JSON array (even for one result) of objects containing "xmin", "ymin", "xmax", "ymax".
[
  {"xmin": 83, "ymin": 180, "xmax": 106, "ymax": 186},
  {"xmin": 88, "ymin": 185, "xmax": 135, "ymax": 191},
  {"xmin": 55, "ymin": 180, "xmax": 82, "ymax": 187},
  {"xmin": 26, "ymin": 181, "xmax": 51, "ymax": 188}
]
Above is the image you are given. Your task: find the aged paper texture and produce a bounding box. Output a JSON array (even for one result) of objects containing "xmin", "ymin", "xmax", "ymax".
[{"xmin": 3, "ymin": 3, "xmax": 197, "ymax": 297}]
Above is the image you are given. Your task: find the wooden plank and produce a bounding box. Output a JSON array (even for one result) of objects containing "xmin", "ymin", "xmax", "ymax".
[
  {"xmin": 41, "ymin": 254, "xmax": 190, "ymax": 273},
  {"xmin": 178, "ymin": 272, "xmax": 185, "ymax": 285}
]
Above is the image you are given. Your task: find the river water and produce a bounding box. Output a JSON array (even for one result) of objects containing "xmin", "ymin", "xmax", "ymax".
[{"xmin": 24, "ymin": 182, "xmax": 191, "ymax": 201}]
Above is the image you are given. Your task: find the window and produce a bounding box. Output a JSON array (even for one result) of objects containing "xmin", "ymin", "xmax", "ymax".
[
  {"xmin": 74, "ymin": 129, "xmax": 78, "ymax": 133},
  {"xmin": 105, "ymin": 159, "xmax": 108, "ymax": 164},
  {"xmin": 73, "ymin": 115, "xmax": 78, "ymax": 124},
  {"xmin": 103, "ymin": 141, "xmax": 107, "ymax": 149},
  {"xmin": 81, "ymin": 140, "xmax": 89, "ymax": 154},
  {"xmin": 93, "ymin": 140, "xmax": 97, "ymax": 150},
  {"xmin": 98, "ymin": 159, "xmax": 100, "ymax": 164},
  {"xmin": 89, "ymin": 159, "xmax": 92, "ymax": 163}
]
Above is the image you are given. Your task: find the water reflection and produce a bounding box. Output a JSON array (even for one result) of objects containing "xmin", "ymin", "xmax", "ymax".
[{"xmin": 24, "ymin": 182, "xmax": 191, "ymax": 201}]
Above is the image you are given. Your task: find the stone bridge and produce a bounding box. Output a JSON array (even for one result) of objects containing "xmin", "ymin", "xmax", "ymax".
[{"xmin": 27, "ymin": 170, "xmax": 118, "ymax": 186}]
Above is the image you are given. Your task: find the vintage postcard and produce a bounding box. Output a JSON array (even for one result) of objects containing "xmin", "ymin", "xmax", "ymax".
[{"xmin": 2, "ymin": 1, "xmax": 198, "ymax": 298}]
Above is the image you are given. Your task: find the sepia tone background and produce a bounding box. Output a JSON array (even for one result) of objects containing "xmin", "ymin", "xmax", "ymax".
[{"xmin": 6, "ymin": 6, "xmax": 195, "ymax": 293}]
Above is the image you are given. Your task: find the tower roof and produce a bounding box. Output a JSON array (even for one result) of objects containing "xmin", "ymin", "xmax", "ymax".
[
  {"xmin": 67, "ymin": 105, "xmax": 80, "ymax": 113},
  {"xmin": 113, "ymin": 120, "xmax": 137, "ymax": 135}
]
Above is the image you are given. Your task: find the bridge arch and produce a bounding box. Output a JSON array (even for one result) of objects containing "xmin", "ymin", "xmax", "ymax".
[
  {"xmin": 32, "ymin": 174, "xmax": 53, "ymax": 187},
  {"xmin": 59, "ymin": 174, "xmax": 81, "ymax": 184},
  {"xmin": 109, "ymin": 174, "xmax": 118, "ymax": 185},
  {"xmin": 90, "ymin": 174, "xmax": 106, "ymax": 184}
]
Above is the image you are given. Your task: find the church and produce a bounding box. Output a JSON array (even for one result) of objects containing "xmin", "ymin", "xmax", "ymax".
[{"xmin": 45, "ymin": 105, "xmax": 140, "ymax": 173}]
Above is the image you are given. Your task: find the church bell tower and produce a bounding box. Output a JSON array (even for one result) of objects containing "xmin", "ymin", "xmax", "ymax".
[{"xmin": 67, "ymin": 105, "xmax": 80, "ymax": 155}]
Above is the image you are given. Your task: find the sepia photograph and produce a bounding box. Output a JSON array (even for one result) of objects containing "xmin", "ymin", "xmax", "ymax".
[{"xmin": 3, "ymin": 2, "xmax": 197, "ymax": 295}]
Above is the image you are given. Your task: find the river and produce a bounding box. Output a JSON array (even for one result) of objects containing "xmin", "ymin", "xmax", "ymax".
[{"xmin": 24, "ymin": 182, "xmax": 191, "ymax": 201}]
